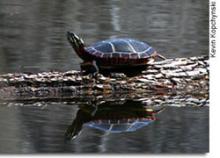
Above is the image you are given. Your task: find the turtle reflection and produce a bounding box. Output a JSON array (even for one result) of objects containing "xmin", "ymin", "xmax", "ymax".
[{"xmin": 65, "ymin": 100, "xmax": 164, "ymax": 140}]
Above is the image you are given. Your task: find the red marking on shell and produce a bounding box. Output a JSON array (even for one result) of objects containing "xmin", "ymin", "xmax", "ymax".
[
  {"xmin": 103, "ymin": 53, "xmax": 111, "ymax": 58},
  {"xmin": 112, "ymin": 53, "xmax": 120, "ymax": 58},
  {"xmin": 130, "ymin": 53, "xmax": 138, "ymax": 59},
  {"xmin": 121, "ymin": 53, "xmax": 129, "ymax": 59}
]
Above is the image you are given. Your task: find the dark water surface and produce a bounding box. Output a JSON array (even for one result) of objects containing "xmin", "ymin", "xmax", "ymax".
[
  {"xmin": 0, "ymin": 0, "xmax": 208, "ymax": 73},
  {"xmin": 0, "ymin": 102, "xmax": 209, "ymax": 153},
  {"xmin": 0, "ymin": 0, "xmax": 209, "ymax": 154}
]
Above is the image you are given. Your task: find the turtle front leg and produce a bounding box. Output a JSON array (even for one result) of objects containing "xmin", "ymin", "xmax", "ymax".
[{"xmin": 80, "ymin": 61, "xmax": 98, "ymax": 75}]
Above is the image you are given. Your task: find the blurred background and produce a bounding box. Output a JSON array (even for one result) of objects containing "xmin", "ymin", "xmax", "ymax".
[{"xmin": 0, "ymin": 0, "xmax": 208, "ymax": 73}]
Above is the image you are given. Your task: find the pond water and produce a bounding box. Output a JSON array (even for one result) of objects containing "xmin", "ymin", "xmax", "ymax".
[
  {"xmin": 0, "ymin": 101, "xmax": 209, "ymax": 153},
  {"xmin": 0, "ymin": 0, "xmax": 209, "ymax": 154}
]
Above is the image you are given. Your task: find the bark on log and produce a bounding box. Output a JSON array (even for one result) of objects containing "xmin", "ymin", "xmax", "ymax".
[{"xmin": 0, "ymin": 55, "xmax": 209, "ymax": 104}]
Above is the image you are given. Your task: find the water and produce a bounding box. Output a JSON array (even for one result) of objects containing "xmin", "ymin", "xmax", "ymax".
[
  {"xmin": 0, "ymin": 101, "xmax": 209, "ymax": 153},
  {"xmin": 0, "ymin": 0, "xmax": 209, "ymax": 154},
  {"xmin": 0, "ymin": 0, "xmax": 208, "ymax": 73}
]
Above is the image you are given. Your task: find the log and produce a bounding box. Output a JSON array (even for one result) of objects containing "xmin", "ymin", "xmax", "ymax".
[{"xmin": 0, "ymin": 55, "xmax": 209, "ymax": 105}]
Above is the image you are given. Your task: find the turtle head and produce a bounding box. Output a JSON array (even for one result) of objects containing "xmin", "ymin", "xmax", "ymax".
[{"xmin": 67, "ymin": 31, "xmax": 85, "ymax": 57}]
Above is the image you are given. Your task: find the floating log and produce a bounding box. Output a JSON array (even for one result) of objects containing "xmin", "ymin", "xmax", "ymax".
[{"xmin": 0, "ymin": 56, "xmax": 209, "ymax": 103}]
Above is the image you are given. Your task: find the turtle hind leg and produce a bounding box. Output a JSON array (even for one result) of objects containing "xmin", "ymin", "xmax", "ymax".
[
  {"xmin": 151, "ymin": 51, "xmax": 166, "ymax": 61},
  {"xmin": 156, "ymin": 53, "xmax": 166, "ymax": 60}
]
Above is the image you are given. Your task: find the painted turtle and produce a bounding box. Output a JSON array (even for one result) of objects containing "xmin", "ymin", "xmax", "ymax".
[{"xmin": 67, "ymin": 32, "xmax": 166, "ymax": 74}]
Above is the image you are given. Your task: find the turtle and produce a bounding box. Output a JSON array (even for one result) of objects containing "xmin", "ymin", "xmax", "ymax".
[{"xmin": 67, "ymin": 31, "xmax": 166, "ymax": 74}]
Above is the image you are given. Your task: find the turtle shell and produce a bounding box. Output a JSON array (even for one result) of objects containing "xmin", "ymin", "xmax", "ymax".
[
  {"xmin": 86, "ymin": 38, "xmax": 156, "ymax": 66},
  {"xmin": 85, "ymin": 118, "xmax": 153, "ymax": 133}
]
